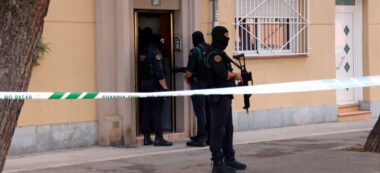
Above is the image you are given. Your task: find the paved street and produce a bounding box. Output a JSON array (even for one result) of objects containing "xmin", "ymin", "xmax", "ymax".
[{"xmin": 5, "ymin": 120, "xmax": 380, "ymax": 173}]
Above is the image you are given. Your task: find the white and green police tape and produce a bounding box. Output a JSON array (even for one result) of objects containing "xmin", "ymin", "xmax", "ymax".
[{"xmin": 1, "ymin": 75, "xmax": 380, "ymax": 100}]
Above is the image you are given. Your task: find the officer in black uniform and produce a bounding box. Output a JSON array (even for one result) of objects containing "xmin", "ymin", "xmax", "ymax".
[
  {"xmin": 184, "ymin": 31, "xmax": 211, "ymax": 147},
  {"xmin": 140, "ymin": 33, "xmax": 173, "ymax": 147},
  {"xmin": 207, "ymin": 26, "xmax": 247, "ymax": 173},
  {"xmin": 139, "ymin": 27, "xmax": 153, "ymax": 82}
]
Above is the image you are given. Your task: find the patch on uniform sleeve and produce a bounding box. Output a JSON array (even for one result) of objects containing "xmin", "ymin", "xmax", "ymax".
[
  {"xmin": 155, "ymin": 54, "xmax": 161, "ymax": 60},
  {"xmin": 214, "ymin": 55, "xmax": 222, "ymax": 63}
]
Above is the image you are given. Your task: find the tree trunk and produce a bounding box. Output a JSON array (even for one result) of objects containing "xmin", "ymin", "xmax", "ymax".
[
  {"xmin": 364, "ymin": 115, "xmax": 380, "ymax": 152},
  {"xmin": 0, "ymin": 0, "xmax": 50, "ymax": 171}
]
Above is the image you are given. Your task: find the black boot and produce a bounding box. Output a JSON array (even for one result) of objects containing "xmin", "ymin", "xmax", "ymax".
[
  {"xmin": 189, "ymin": 135, "xmax": 199, "ymax": 141},
  {"xmin": 205, "ymin": 136, "xmax": 210, "ymax": 146},
  {"xmin": 224, "ymin": 159, "xmax": 247, "ymax": 170},
  {"xmin": 190, "ymin": 132, "xmax": 208, "ymax": 141},
  {"xmin": 154, "ymin": 133, "xmax": 173, "ymax": 146},
  {"xmin": 186, "ymin": 136, "xmax": 206, "ymax": 147},
  {"xmin": 212, "ymin": 161, "xmax": 236, "ymax": 173},
  {"xmin": 143, "ymin": 134, "xmax": 153, "ymax": 146}
]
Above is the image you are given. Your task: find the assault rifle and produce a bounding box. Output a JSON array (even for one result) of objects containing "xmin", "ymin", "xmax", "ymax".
[{"xmin": 230, "ymin": 53, "xmax": 253, "ymax": 113}]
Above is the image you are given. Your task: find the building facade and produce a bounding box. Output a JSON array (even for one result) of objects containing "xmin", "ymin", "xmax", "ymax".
[{"xmin": 9, "ymin": 0, "xmax": 380, "ymax": 155}]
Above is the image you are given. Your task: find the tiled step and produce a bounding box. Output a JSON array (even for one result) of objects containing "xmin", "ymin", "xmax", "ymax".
[
  {"xmin": 338, "ymin": 111, "xmax": 372, "ymax": 121},
  {"xmin": 136, "ymin": 132, "xmax": 186, "ymax": 145},
  {"xmin": 338, "ymin": 103, "xmax": 360, "ymax": 113}
]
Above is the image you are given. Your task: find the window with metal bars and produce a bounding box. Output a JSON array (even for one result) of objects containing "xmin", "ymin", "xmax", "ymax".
[{"xmin": 235, "ymin": 0, "xmax": 310, "ymax": 57}]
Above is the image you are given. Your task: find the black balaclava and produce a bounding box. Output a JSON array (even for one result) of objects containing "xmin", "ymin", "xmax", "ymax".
[
  {"xmin": 142, "ymin": 27, "xmax": 153, "ymax": 46},
  {"xmin": 151, "ymin": 33, "xmax": 163, "ymax": 49},
  {"xmin": 211, "ymin": 26, "xmax": 229, "ymax": 50},
  {"xmin": 192, "ymin": 31, "xmax": 205, "ymax": 47}
]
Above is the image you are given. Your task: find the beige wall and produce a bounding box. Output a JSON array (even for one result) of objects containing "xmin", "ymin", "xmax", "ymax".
[
  {"xmin": 134, "ymin": 0, "xmax": 180, "ymax": 10},
  {"xmin": 18, "ymin": 0, "xmax": 97, "ymax": 126},
  {"xmin": 200, "ymin": 0, "xmax": 336, "ymax": 111},
  {"xmin": 199, "ymin": 0, "xmax": 213, "ymax": 42},
  {"xmin": 19, "ymin": 0, "xmax": 380, "ymax": 127},
  {"xmin": 363, "ymin": 0, "xmax": 380, "ymax": 101}
]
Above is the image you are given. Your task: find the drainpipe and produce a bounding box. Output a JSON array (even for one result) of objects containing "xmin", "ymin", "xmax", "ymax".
[{"xmin": 212, "ymin": 0, "xmax": 219, "ymax": 27}]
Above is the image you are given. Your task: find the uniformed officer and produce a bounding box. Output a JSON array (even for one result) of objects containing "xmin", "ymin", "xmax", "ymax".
[
  {"xmin": 140, "ymin": 33, "xmax": 173, "ymax": 147},
  {"xmin": 207, "ymin": 26, "xmax": 247, "ymax": 173},
  {"xmin": 139, "ymin": 27, "xmax": 153, "ymax": 80},
  {"xmin": 184, "ymin": 31, "xmax": 211, "ymax": 147}
]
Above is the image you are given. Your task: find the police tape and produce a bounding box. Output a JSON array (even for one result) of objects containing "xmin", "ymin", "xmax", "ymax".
[{"xmin": 1, "ymin": 76, "xmax": 380, "ymax": 100}]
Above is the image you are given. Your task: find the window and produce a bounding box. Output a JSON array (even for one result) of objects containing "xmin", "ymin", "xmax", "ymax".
[
  {"xmin": 336, "ymin": 0, "xmax": 355, "ymax": 5},
  {"xmin": 235, "ymin": 0, "xmax": 310, "ymax": 57}
]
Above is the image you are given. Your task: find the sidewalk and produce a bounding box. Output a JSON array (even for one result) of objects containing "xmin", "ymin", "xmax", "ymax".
[{"xmin": 4, "ymin": 119, "xmax": 377, "ymax": 173}]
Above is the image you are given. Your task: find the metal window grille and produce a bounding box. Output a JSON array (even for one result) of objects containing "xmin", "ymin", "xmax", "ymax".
[{"xmin": 235, "ymin": 0, "xmax": 310, "ymax": 56}]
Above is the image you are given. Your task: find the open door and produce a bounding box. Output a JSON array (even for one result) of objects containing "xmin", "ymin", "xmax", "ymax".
[{"xmin": 134, "ymin": 11, "xmax": 176, "ymax": 135}]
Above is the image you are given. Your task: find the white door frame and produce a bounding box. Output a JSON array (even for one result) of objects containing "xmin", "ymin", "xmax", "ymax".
[{"xmin": 335, "ymin": 0, "xmax": 363, "ymax": 104}]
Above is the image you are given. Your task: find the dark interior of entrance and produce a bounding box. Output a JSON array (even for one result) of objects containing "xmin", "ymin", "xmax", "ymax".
[{"xmin": 135, "ymin": 11, "xmax": 175, "ymax": 134}]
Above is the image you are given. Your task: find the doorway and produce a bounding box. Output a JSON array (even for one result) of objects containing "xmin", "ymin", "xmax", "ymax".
[
  {"xmin": 335, "ymin": 0, "xmax": 363, "ymax": 104},
  {"xmin": 134, "ymin": 11, "xmax": 176, "ymax": 134}
]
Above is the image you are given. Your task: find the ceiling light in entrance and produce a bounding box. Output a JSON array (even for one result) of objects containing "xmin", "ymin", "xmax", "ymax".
[{"xmin": 152, "ymin": 0, "xmax": 161, "ymax": 6}]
